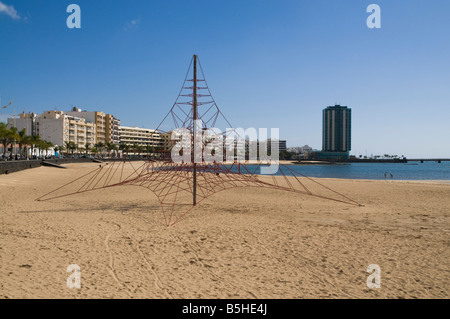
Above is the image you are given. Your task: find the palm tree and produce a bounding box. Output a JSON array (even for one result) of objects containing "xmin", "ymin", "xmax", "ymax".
[
  {"xmin": 106, "ymin": 142, "xmax": 113, "ymax": 157},
  {"xmin": 64, "ymin": 141, "xmax": 77, "ymax": 155},
  {"xmin": 64, "ymin": 141, "xmax": 71, "ymax": 156},
  {"xmin": 0, "ymin": 124, "xmax": 24, "ymax": 158},
  {"xmin": 35, "ymin": 139, "xmax": 44, "ymax": 158},
  {"xmin": 16, "ymin": 128, "xmax": 29, "ymax": 158},
  {"xmin": 106, "ymin": 142, "xmax": 118, "ymax": 157},
  {"xmin": 119, "ymin": 143, "xmax": 126, "ymax": 157},
  {"xmin": 58, "ymin": 144, "xmax": 66, "ymax": 157},
  {"xmin": 29, "ymin": 135, "xmax": 42, "ymax": 158},
  {"xmin": 119, "ymin": 143, "xmax": 131, "ymax": 158},
  {"xmin": 91, "ymin": 147, "xmax": 99, "ymax": 156},
  {"xmin": 136, "ymin": 145, "xmax": 144, "ymax": 157},
  {"xmin": 0, "ymin": 122, "xmax": 13, "ymax": 156},
  {"xmin": 132, "ymin": 143, "xmax": 143, "ymax": 156},
  {"xmin": 23, "ymin": 135, "xmax": 33, "ymax": 159},
  {"xmin": 85, "ymin": 143, "xmax": 91, "ymax": 156},
  {"xmin": 42, "ymin": 140, "xmax": 54, "ymax": 157},
  {"xmin": 110, "ymin": 143, "xmax": 119, "ymax": 157},
  {"xmin": 94, "ymin": 142, "xmax": 105, "ymax": 157},
  {"xmin": 69, "ymin": 142, "xmax": 77, "ymax": 155},
  {"xmin": 8, "ymin": 126, "xmax": 20, "ymax": 156}
]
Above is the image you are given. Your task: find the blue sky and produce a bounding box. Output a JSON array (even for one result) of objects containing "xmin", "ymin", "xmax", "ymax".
[{"xmin": 0, "ymin": 0, "xmax": 449, "ymax": 158}]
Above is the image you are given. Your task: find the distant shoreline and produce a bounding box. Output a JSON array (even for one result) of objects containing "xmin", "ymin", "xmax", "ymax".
[
  {"xmin": 3, "ymin": 159, "xmax": 448, "ymax": 182},
  {"xmin": 290, "ymin": 160, "xmax": 408, "ymax": 165}
]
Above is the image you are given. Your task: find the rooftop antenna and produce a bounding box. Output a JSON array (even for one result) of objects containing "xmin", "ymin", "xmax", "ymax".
[{"xmin": 12, "ymin": 103, "xmax": 17, "ymax": 128}]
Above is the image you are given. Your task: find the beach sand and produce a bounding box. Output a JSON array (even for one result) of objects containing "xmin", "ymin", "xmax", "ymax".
[{"xmin": 0, "ymin": 162, "xmax": 449, "ymax": 299}]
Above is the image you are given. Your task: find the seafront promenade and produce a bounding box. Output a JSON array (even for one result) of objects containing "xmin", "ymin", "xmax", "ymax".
[{"xmin": 0, "ymin": 157, "xmax": 144, "ymax": 175}]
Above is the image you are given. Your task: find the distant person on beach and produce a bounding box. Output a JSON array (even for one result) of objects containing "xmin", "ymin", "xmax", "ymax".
[
  {"xmin": 390, "ymin": 173, "xmax": 394, "ymax": 179},
  {"xmin": 384, "ymin": 172, "xmax": 387, "ymax": 178}
]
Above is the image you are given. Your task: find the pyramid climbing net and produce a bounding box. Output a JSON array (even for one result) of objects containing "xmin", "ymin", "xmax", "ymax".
[{"xmin": 37, "ymin": 56, "xmax": 362, "ymax": 226}]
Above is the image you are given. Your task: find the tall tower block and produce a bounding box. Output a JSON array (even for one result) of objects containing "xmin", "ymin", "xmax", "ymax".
[{"xmin": 322, "ymin": 104, "xmax": 351, "ymax": 152}]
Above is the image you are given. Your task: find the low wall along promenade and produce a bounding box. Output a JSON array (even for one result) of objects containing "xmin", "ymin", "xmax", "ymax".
[
  {"xmin": 0, "ymin": 158, "xmax": 94, "ymax": 175},
  {"xmin": 0, "ymin": 157, "xmax": 150, "ymax": 175}
]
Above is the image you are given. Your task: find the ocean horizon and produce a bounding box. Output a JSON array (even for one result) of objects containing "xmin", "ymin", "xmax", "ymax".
[{"xmin": 233, "ymin": 162, "xmax": 450, "ymax": 181}]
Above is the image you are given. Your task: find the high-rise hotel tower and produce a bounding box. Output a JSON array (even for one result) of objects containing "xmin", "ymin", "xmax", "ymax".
[{"xmin": 322, "ymin": 104, "xmax": 351, "ymax": 152}]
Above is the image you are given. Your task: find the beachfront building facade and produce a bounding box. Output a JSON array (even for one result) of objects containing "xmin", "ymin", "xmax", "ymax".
[
  {"xmin": 119, "ymin": 126, "xmax": 172, "ymax": 151},
  {"xmin": 319, "ymin": 104, "xmax": 351, "ymax": 160},
  {"xmin": 245, "ymin": 139, "xmax": 287, "ymax": 152},
  {"xmin": 267, "ymin": 139, "xmax": 287, "ymax": 153},
  {"xmin": 9, "ymin": 110, "xmax": 97, "ymax": 150},
  {"xmin": 322, "ymin": 104, "xmax": 351, "ymax": 152},
  {"xmin": 106, "ymin": 114, "xmax": 120, "ymax": 145},
  {"xmin": 243, "ymin": 138, "xmax": 287, "ymax": 159},
  {"xmin": 7, "ymin": 112, "xmax": 39, "ymax": 137},
  {"xmin": 66, "ymin": 116, "xmax": 96, "ymax": 149},
  {"xmin": 288, "ymin": 145, "xmax": 313, "ymax": 159},
  {"xmin": 65, "ymin": 108, "xmax": 120, "ymax": 145}
]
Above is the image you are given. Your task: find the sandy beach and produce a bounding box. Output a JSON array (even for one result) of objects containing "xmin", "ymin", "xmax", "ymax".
[{"xmin": 1, "ymin": 162, "xmax": 449, "ymax": 299}]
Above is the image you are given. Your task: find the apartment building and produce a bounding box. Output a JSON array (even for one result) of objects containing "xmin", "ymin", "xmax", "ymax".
[
  {"xmin": 8, "ymin": 112, "xmax": 38, "ymax": 137},
  {"xmin": 9, "ymin": 110, "xmax": 96, "ymax": 149},
  {"xmin": 106, "ymin": 114, "xmax": 120, "ymax": 145},
  {"xmin": 65, "ymin": 108, "xmax": 120, "ymax": 145},
  {"xmin": 244, "ymin": 139, "xmax": 287, "ymax": 155},
  {"xmin": 119, "ymin": 126, "xmax": 172, "ymax": 151},
  {"xmin": 323, "ymin": 104, "xmax": 351, "ymax": 152}
]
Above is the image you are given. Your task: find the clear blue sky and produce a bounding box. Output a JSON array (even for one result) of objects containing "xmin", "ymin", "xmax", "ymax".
[{"xmin": 1, "ymin": 0, "xmax": 449, "ymax": 158}]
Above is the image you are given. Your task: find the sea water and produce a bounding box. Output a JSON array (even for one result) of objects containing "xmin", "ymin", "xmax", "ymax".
[{"xmin": 232, "ymin": 162, "xmax": 450, "ymax": 180}]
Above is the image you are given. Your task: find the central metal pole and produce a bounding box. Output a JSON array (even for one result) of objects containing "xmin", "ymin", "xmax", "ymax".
[{"xmin": 193, "ymin": 55, "xmax": 198, "ymax": 206}]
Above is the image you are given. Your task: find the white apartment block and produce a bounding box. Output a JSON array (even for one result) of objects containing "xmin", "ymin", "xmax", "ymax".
[
  {"xmin": 66, "ymin": 108, "xmax": 120, "ymax": 145},
  {"xmin": 119, "ymin": 126, "xmax": 171, "ymax": 150},
  {"xmin": 9, "ymin": 111, "xmax": 96, "ymax": 149},
  {"xmin": 287, "ymin": 145, "xmax": 313, "ymax": 154}
]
